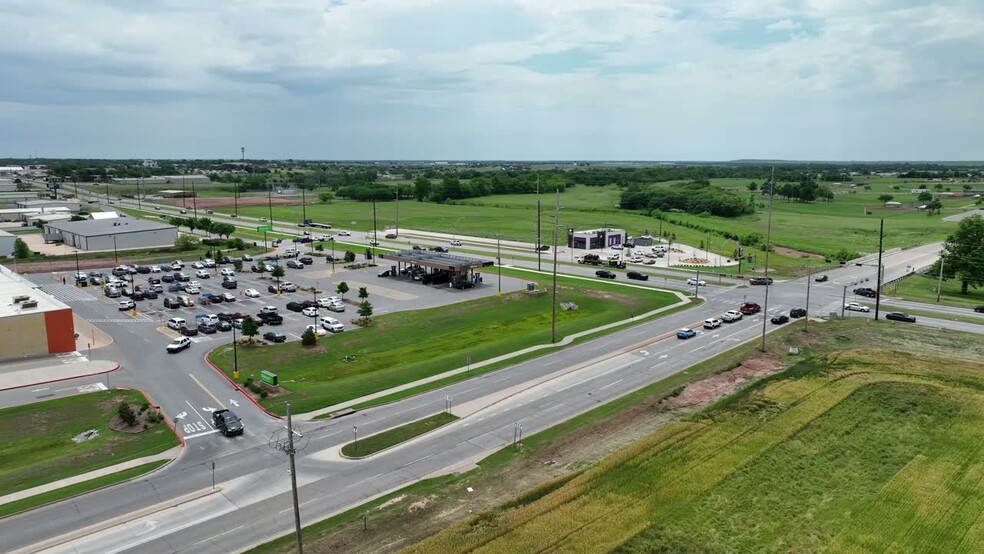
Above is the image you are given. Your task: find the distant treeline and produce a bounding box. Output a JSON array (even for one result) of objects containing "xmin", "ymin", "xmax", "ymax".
[{"xmin": 620, "ymin": 181, "xmax": 753, "ymax": 217}]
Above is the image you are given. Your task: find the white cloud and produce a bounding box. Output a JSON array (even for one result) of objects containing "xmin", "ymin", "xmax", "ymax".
[{"xmin": 767, "ymin": 18, "xmax": 801, "ymax": 32}]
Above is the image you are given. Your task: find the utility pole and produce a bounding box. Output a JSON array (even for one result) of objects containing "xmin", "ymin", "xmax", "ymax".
[
  {"xmin": 267, "ymin": 181, "xmax": 274, "ymax": 227},
  {"xmin": 550, "ymin": 187, "xmax": 560, "ymax": 343},
  {"xmin": 271, "ymin": 402, "xmax": 304, "ymax": 554},
  {"xmin": 874, "ymin": 218, "xmax": 884, "ymax": 321},
  {"xmin": 536, "ymin": 173, "xmax": 542, "ymax": 271},
  {"xmin": 936, "ymin": 249, "xmax": 946, "ymax": 302},
  {"xmin": 395, "ymin": 186, "xmax": 399, "ymax": 236},
  {"xmin": 371, "ymin": 193, "xmax": 378, "ymax": 245},
  {"xmin": 137, "ymin": 177, "xmax": 142, "ymax": 210},
  {"xmin": 842, "ymin": 285, "xmax": 848, "ymax": 318},
  {"xmin": 803, "ymin": 265, "xmax": 813, "ymax": 333},
  {"xmin": 496, "ymin": 234, "xmax": 502, "ymax": 296},
  {"xmin": 760, "ymin": 167, "xmax": 776, "ymax": 352},
  {"xmin": 301, "ymin": 187, "xmax": 306, "ymax": 223},
  {"xmin": 182, "ymin": 176, "xmax": 187, "ymax": 208},
  {"xmin": 191, "ymin": 179, "xmax": 198, "ymax": 219}
]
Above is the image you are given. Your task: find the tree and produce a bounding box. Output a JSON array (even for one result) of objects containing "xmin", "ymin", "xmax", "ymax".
[
  {"xmin": 358, "ymin": 286, "xmax": 369, "ymax": 301},
  {"xmin": 927, "ymin": 200, "xmax": 944, "ymax": 215},
  {"xmin": 318, "ymin": 190, "xmax": 335, "ymax": 204},
  {"xmin": 343, "ymin": 250, "xmax": 356, "ymax": 263},
  {"xmin": 358, "ymin": 300, "xmax": 373, "ymax": 318},
  {"xmin": 414, "ymin": 176, "xmax": 432, "ymax": 201},
  {"xmin": 365, "ymin": 247, "xmax": 373, "ymax": 261},
  {"xmin": 918, "ymin": 191, "xmax": 933, "ymax": 202},
  {"xmin": 233, "ymin": 259, "xmax": 243, "ymax": 272},
  {"xmin": 271, "ymin": 265, "xmax": 285, "ymax": 289},
  {"xmin": 300, "ymin": 327, "xmax": 317, "ymax": 346},
  {"xmin": 213, "ymin": 222, "xmax": 236, "ymax": 239},
  {"xmin": 240, "ymin": 316, "xmax": 259, "ymax": 340},
  {"xmin": 13, "ymin": 238, "xmax": 31, "ymax": 259},
  {"xmin": 878, "ymin": 194, "xmax": 895, "ymax": 203},
  {"xmin": 336, "ymin": 281, "xmax": 349, "ymax": 299},
  {"xmin": 174, "ymin": 235, "xmax": 200, "ymax": 251},
  {"xmin": 117, "ymin": 401, "xmax": 137, "ymax": 427},
  {"xmin": 943, "ymin": 215, "xmax": 984, "ymax": 294}
]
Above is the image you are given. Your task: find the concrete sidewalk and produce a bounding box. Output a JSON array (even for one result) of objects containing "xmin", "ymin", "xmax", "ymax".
[
  {"xmin": 0, "ymin": 446, "xmax": 180, "ymax": 507},
  {"xmin": 300, "ymin": 280, "xmax": 690, "ymax": 420},
  {"xmin": 0, "ymin": 353, "xmax": 118, "ymax": 391}
]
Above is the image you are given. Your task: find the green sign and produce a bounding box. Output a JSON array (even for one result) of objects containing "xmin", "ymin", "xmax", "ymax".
[
  {"xmin": 256, "ymin": 225, "xmax": 273, "ymax": 232},
  {"xmin": 259, "ymin": 370, "xmax": 278, "ymax": 386}
]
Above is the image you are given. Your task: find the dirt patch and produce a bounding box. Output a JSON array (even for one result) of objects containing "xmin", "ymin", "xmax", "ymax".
[
  {"xmin": 773, "ymin": 246, "xmax": 825, "ymax": 260},
  {"xmin": 662, "ymin": 353, "xmax": 785, "ymax": 409},
  {"xmin": 376, "ymin": 494, "xmax": 406, "ymax": 511}
]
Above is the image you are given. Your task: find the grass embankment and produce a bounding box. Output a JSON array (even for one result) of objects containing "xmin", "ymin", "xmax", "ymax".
[
  {"xmin": 887, "ymin": 272, "xmax": 984, "ymax": 309},
  {"xmin": 341, "ymin": 413, "xmax": 458, "ymax": 458},
  {"xmin": 246, "ymin": 320, "xmax": 984, "ymax": 554},
  {"xmin": 209, "ymin": 275, "xmax": 680, "ymax": 415},
  {"xmin": 410, "ymin": 325, "xmax": 984, "ymax": 553},
  {"xmin": 0, "ymin": 390, "xmax": 179, "ymax": 504}
]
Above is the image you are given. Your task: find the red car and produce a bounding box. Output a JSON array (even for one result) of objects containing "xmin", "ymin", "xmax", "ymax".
[{"xmin": 739, "ymin": 302, "xmax": 761, "ymax": 315}]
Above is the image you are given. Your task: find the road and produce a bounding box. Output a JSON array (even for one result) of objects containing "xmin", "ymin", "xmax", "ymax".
[{"xmin": 1, "ymin": 193, "xmax": 979, "ymax": 553}]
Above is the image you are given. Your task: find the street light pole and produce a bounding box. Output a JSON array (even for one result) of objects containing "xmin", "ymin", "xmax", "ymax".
[
  {"xmin": 232, "ymin": 323, "xmax": 239, "ymax": 380},
  {"xmin": 550, "ymin": 187, "xmax": 560, "ymax": 343},
  {"xmin": 760, "ymin": 168, "xmax": 776, "ymax": 352},
  {"xmin": 112, "ymin": 235, "xmax": 118, "ymax": 267},
  {"xmin": 353, "ymin": 426, "xmax": 358, "ymax": 454},
  {"xmin": 191, "ymin": 179, "xmax": 198, "ymax": 219},
  {"xmin": 936, "ymin": 250, "xmax": 946, "ymax": 302},
  {"xmin": 536, "ymin": 173, "xmax": 541, "ymax": 272},
  {"xmin": 842, "ymin": 285, "xmax": 848, "ymax": 318},
  {"xmin": 137, "ymin": 177, "xmax": 142, "ymax": 210},
  {"xmin": 285, "ymin": 403, "xmax": 304, "ymax": 554},
  {"xmin": 496, "ymin": 234, "xmax": 502, "ymax": 296},
  {"xmin": 74, "ymin": 250, "xmax": 81, "ymax": 287},
  {"xmin": 874, "ymin": 218, "xmax": 884, "ymax": 321},
  {"xmin": 803, "ymin": 265, "xmax": 813, "ymax": 333}
]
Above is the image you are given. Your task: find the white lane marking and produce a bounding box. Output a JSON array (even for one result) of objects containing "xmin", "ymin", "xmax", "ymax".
[
  {"xmin": 400, "ymin": 453, "xmax": 434, "ymax": 468},
  {"xmin": 598, "ymin": 379, "xmax": 625, "ymax": 391},
  {"xmin": 556, "ymin": 358, "xmax": 636, "ymax": 393},
  {"xmin": 184, "ymin": 429, "xmax": 220, "ymax": 440},
  {"xmin": 190, "ymin": 524, "xmax": 246, "ymax": 548},
  {"xmin": 185, "ymin": 400, "xmax": 213, "ymax": 429}
]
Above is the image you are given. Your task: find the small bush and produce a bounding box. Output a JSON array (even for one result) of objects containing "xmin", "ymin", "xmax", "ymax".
[{"xmin": 117, "ymin": 402, "xmax": 137, "ymax": 427}]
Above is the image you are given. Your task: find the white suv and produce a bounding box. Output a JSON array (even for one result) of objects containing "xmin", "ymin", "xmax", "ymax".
[
  {"xmin": 166, "ymin": 336, "xmax": 192, "ymax": 353},
  {"xmin": 260, "ymin": 306, "xmax": 279, "ymax": 315},
  {"xmin": 722, "ymin": 310, "xmax": 743, "ymax": 322},
  {"xmin": 167, "ymin": 317, "xmax": 187, "ymax": 330},
  {"xmin": 220, "ymin": 268, "xmax": 235, "ymax": 277},
  {"xmin": 319, "ymin": 317, "xmax": 344, "ymax": 333},
  {"xmin": 703, "ymin": 318, "xmax": 722, "ymax": 329}
]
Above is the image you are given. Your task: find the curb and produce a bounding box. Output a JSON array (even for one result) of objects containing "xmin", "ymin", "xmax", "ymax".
[
  {"xmin": 127, "ymin": 386, "xmax": 187, "ymax": 448},
  {"xmin": 202, "ymin": 349, "xmax": 282, "ymax": 420},
  {"xmin": 0, "ymin": 362, "xmax": 120, "ymax": 392}
]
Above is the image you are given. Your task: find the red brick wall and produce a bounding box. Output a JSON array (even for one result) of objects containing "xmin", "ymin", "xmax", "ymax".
[{"xmin": 44, "ymin": 309, "xmax": 76, "ymax": 354}]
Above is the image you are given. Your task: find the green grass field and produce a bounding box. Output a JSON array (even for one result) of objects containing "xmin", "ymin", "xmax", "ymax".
[
  {"xmin": 409, "ymin": 339, "xmax": 984, "ymax": 552},
  {"xmin": 208, "ymin": 276, "xmax": 681, "ymax": 415},
  {"xmin": 0, "ymin": 390, "xmax": 179, "ymax": 498},
  {"xmin": 341, "ymin": 413, "xmax": 458, "ymax": 458},
  {"xmin": 888, "ymin": 272, "xmax": 984, "ymax": 309}
]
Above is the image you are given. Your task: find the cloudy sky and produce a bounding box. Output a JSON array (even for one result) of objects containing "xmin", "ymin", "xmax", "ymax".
[{"xmin": 1, "ymin": 0, "xmax": 982, "ymax": 160}]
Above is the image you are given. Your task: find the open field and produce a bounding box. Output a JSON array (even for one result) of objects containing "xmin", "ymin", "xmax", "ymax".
[
  {"xmin": 888, "ymin": 272, "xmax": 984, "ymax": 309},
  {"xmin": 409, "ymin": 328, "xmax": 984, "ymax": 553},
  {"xmin": 208, "ymin": 276, "xmax": 681, "ymax": 415},
  {"xmin": 0, "ymin": 390, "xmax": 179, "ymax": 499},
  {"xmin": 246, "ymin": 320, "xmax": 984, "ymax": 554},
  {"xmin": 341, "ymin": 413, "xmax": 458, "ymax": 458}
]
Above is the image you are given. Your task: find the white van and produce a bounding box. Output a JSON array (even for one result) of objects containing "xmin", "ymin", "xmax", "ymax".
[
  {"xmin": 319, "ymin": 317, "xmax": 344, "ymax": 333},
  {"xmin": 167, "ymin": 317, "xmax": 187, "ymax": 330}
]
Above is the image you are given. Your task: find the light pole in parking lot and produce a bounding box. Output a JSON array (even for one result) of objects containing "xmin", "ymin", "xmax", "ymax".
[
  {"xmin": 313, "ymin": 281, "xmax": 318, "ymax": 306},
  {"xmin": 74, "ymin": 250, "xmax": 81, "ymax": 287},
  {"xmin": 353, "ymin": 426, "xmax": 358, "ymax": 454},
  {"xmin": 232, "ymin": 324, "xmax": 240, "ymax": 380},
  {"xmin": 112, "ymin": 235, "xmax": 118, "ymax": 267},
  {"xmin": 329, "ymin": 237, "xmax": 336, "ymax": 276}
]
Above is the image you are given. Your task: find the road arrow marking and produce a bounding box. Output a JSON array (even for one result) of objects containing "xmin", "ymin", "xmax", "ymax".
[
  {"xmin": 202, "ymin": 407, "xmax": 217, "ymax": 413},
  {"xmin": 136, "ymin": 520, "xmax": 158, "ymax": 536},
  {"xmin": 175, "ymin": 411, "xmax": 187, "ymax": 420},
  {"xmin": 229, "ymin": 399, "xmax": 240, "ymax": 407},
  {"xmin": 639, "ymin": 350, "xmax": 649, "ymax": 356},
  {"xmin": 658, "ymin": 354, "xmax": 668, "ymax": 359}
]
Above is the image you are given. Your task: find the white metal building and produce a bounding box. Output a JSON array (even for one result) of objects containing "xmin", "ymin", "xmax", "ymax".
[
  {"xmin": 0, "ymin": 229, "xmax": 15, "ymax": 257},
  {"xmin": 43, "ymin": 218, "xmax": 177, "ymax": 251}
]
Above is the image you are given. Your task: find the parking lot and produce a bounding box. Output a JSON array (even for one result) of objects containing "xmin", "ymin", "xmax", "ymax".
[{"xmin": 41, "ymin": 248, "xmax": 531, "ymax": 351}]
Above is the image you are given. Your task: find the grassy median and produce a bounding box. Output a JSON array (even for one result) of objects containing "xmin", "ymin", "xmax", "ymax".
[
  {"xmin": 0, "ymin": 390, "xmax": 179, "ymax": 501},
  {"xmin": 341, "ymin": 413, "xmax": 458, "ymax": 458},
  {"xmin": 209, "ymin": 275, "xmax": 682, "ymax": 415}
]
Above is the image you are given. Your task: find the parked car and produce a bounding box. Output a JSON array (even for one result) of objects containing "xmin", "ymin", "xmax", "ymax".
[
  {"xmin": 771, "ymin": 314, "xmax": 790, "ymax": 325},
  {"xmin": 299, "ymin": 257, "xmax": 313, "ymax": 265},
  {"xmin": 198, "ymin": 321, "xmax": 217, "ymax": 334},
  {"xmin": 886, "ymin": 312, "xmax": 916, "ymax": 322},
  {"xmin": 703, "ymin": 318, "xmax": 722, "ymax": 329},
  {"xmin": 305, "ymin": 324, "xmax": 328, "ymax": 337},
  {"xmin": 166, "ymin": 317, "xmax": 186, "ymax": 330},
  {"xmin": 814, "ymin": 274, "xmax": 829, "ymax": 282},
  {"xmin": 212, "ymin": 409, "xmax": 243, "ymax": 436},
  {"xmin": 844, "ymin": 302, "xmax": 870, "ymax": 312},
  {"xmin": 286, "ymin": 301, "xmax": 304, "ymax": 312},
  {"xmin": 221, "ymin": 279, "xmax": 238, "ymax": 289},
  {"xmin": 287, "ymin": 260, "xmax": 304, "ymax": 269},
  {"xmin": 263, "ymin": 331, "xmax": 287, "ymax": 343},
  {"xmin": 195, "ymin": 269, "xmax": 211, "ymax": 279},
  {"xmin": 739, "ymin": 302, "xmax": 761, "ymax": 315},
  {"xmin": 192, "ymin": 261, "xmax": 205, "ymax": 269},
  {"xmin": 686, "ymin": 278, "xmax": 707, "ymax": 286},
  {"xmin": 302, "ymin": 307, "xmax": 319, "ymax": 317},
  {"xmin": 378, "ymin": 269, "xmax": 394, "ymax": 277},
  {"xmin": 166, "ymin": 337, "xmax": 192, "ymax": 353},
  {"xmin": 268, "ymin": 284, "xmax": 283, "ymax": 294},
  {"xmin": 790, "ymin": 308, "xmax": 807, "ymax": 318},
  {"xmin": 216, "ymin": 321, "xmax": 232, "ymax": 332},
  {"xmin": 676, "ymin": 328, "xmax": 697, "ymax": 339},
  {"xmin": 163, "ymin": 297, "xmax": 182, "ymax": 309},
  {"xmin": 595, "ymin": 270, "xmax": 616, "ymax": 279},
  {"xmin": 319, "ymin": 317, "xmax": 344, "ymax": 333},
  {"xmin": 722, "ymin": 310, "xmax": 743, "ymax": 322},
  {"xmin": 135, "ymin": 265, "xmax": 151, "ymax": 274},
  {"xmin": 326, "ymin": 302, "xmax": 345, "ymax": 313},
  {"xmin": 180, "ymin": 326, "xmax": 199, "ymax": 337},
  {"xmin": 144, "ymin": 290, "xmax": 159, "ymax": 299},
  {"xmin": 244, "ymin": 288, "xmax": 260, "ymax": 298},
  {"xmin": 749, "ymin": 276, "xmax": 774, "ymax": 285},
  {"xmin": 260, "ymin": 306, "xmax": 279, "ymax": 315},
  {"xmin": 118, "ymin": 299, "xmax": 135, "ymax": 311},
  {"xmin": 220, "ymin": 268, "xmax": 235, "ymax": 277},
  {"xmin": 626, "ymin": 271, "xmax": 649, "ymax": 281},
  {"xmin": 281, "ymin": 282, "xmax": 298, "ymax": 292},
  {"xmin": 221, "ymin": 293, "xmax": 236, "ymax": 302}
]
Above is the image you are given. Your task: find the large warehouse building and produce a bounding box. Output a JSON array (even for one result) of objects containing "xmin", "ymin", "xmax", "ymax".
[
  {"xmin": 43, "ymin": 218, "xmax": 178, "ymax": 251},
  {"xmin": 0, "ymin": 265, "xmax": 76, "ymax": 361},
  {"xmin": 0, "ymin": 229, "xmax": 15, "ymax": 257}
]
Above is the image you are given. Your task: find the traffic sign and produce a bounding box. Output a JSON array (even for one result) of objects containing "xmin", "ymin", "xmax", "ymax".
[{"xmin": 256, "ymin": 225, "xmax": 273, "ymax": 232}]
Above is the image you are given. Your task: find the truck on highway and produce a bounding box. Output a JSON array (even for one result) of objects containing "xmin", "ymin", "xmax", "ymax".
[{"xmin": 576, "ymin": 253, "xmax": 603, "ymax": 265}]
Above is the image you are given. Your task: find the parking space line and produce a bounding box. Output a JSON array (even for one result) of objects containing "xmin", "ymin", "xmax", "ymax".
[
  {"xmin": 184, "ymin": 429, "xmax": 220, "ymax": 440},
  {"xmin": 188, "ymin": 374, "xmax": 227, "ymax": 410}
]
